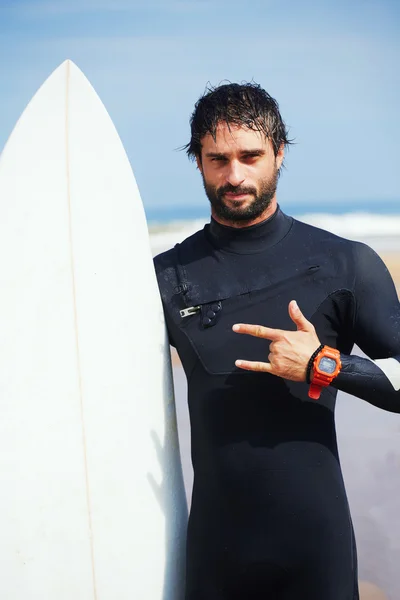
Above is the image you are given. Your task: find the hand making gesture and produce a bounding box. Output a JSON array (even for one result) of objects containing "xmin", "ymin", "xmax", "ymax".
[{"xmin": 232, "ymin": 300, "xmax": 321, "ymax": 382}]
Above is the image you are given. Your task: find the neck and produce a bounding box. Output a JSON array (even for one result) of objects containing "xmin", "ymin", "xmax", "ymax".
[
  {"xmin": 206, "ymin": 204, "xmax": 293, "ymax": 254},
  {"xmin": 210, "ymin": 198, "xmax": 278, "ymax": 229}
]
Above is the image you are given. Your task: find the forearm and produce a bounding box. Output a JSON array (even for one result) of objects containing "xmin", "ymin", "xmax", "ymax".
[{"xmin": 331, "ymin": 353, "xmax": 400, "ymax": 413}]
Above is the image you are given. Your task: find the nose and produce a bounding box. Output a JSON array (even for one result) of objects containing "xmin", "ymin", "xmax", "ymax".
[{"xmin": 226, "ymin": 159, "xmax": 245, "ymax": 187}]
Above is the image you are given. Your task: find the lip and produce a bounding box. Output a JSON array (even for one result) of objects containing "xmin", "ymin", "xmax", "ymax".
[{"xmin": 224, "ymin": 192, "xmax": 250, "ymax": 200}]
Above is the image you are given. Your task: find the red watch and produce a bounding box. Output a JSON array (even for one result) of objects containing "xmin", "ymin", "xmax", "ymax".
[{"xmin": 308, "ymin": 346, "xmax": 342, "ymax": 400}]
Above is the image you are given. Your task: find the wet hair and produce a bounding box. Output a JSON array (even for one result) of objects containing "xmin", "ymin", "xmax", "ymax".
[{"xmin": 185, "ymin": 82, "xmax": 292, "ymax": 161}]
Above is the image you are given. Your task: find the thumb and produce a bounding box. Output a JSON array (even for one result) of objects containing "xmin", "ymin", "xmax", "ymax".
[{"xmin": 289, "ymin": 300, "xmax": 314, "ymax": 332}]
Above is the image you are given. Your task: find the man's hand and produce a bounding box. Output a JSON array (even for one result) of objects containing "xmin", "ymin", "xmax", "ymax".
[{"xmin": 232, "ymin": 300, "xmax": 321, "ymax": 382}]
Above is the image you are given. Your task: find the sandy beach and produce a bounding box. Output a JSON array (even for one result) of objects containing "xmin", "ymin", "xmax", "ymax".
[
  {"xmin": 381, "ymin": 253, "xmax": 400, "ymax": 292},
  {"xmin": 157, "ymin": 233, "xmax": 400, "ymax": 600}
]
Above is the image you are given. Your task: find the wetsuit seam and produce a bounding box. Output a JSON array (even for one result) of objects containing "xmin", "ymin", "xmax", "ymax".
[
  {"xmin": 185, "ymin": 355, "xmax": 199, "ymax": 384},
  {"xmin": 308, "ymin": 287, "xmax": 355, "ymax": 324},
  {"xmin": 340, "ymin": 369, "xmax": 382, "ymax": 382}
]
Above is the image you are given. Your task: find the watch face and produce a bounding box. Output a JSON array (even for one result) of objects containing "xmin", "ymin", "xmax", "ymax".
[{"xmin": 318, "ymin": 356, "xmax": 337, "ymax": 374}]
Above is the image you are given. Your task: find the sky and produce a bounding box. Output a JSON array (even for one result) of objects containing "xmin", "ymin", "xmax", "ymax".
[{"xmin": 0, "ymin": 0, "xmax": 399, "ymax": 214}]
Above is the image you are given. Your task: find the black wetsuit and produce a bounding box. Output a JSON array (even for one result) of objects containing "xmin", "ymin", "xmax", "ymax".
[{"xmin": 154, "ymin": 206, "xmax": 400, "ymax": 600}]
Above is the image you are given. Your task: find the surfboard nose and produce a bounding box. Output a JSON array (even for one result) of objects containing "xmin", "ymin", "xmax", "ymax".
[{"xmin": 54, "ymin": 59, "xmax": 90, "ymax": 84}]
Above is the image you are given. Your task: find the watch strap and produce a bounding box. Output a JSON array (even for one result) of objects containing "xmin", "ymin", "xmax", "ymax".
[{"xmin": 308, "ymin": 383, "xmax": 323, "ymax": 400}]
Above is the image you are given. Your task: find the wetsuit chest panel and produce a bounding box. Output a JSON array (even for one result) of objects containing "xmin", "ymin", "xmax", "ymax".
[{"xmin": 179, "ymin": 259, "xmax": 349, "ymax": 375}]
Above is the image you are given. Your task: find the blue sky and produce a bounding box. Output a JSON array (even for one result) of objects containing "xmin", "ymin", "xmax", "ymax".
[{"xmin": 0, "ymin": 0, "xmax": 399, "ymax": 213}]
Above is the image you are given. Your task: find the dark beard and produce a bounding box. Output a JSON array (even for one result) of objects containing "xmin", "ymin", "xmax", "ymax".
[{"xmin": 202, "ymin": 169, "xmax": 279, "ymax": 225}]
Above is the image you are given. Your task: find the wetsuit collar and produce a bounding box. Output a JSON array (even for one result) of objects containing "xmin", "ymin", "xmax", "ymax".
[{"xmin": 205, "ymin": 205, "xmax": 293, "ymax": 254}]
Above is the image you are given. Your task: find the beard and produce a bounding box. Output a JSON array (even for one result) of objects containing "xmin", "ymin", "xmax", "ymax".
[{"xmin": 202, "ymin": 168, "xmax": 279, "ymax": 225}]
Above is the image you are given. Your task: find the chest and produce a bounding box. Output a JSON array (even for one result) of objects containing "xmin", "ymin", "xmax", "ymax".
[{"xmin": 170, "ymin": 254, "xmax": 354, "ymax": 376}]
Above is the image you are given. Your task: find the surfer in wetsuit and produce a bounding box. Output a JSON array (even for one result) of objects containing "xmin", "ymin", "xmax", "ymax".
[{"xmin": 154, "ymin": 83, "xmax": 400, "ymax": 600}]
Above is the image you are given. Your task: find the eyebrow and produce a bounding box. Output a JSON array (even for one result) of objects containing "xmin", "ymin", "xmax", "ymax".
[{"xmin": 205, "ymin": 149, "xmax": 266, "ymax": 158}]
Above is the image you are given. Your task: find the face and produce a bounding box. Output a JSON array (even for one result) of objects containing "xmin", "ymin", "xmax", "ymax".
[{"xmin": 196, "ymin": 122, "xmax": 284, "ymax": 227}]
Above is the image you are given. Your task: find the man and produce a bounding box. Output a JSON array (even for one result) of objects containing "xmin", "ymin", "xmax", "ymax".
[{"xmin": 154, "ymin": 83, "xmax": 400, "ymax": 600}]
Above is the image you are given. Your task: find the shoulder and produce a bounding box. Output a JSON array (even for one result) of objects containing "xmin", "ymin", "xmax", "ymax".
[
  {"xmin": 153, "ymin": 227, "xmax": 207, "ymax": 272},
  {"xmin": 153, "ymin": 246, "xmax": 176, "ymax": 275},
  {"xmin": 153, "ymin": 227, "xmax": 207, "ymax": 302},
  {"xmin": 292, "ymin": 217, "xmax": 395, "ymax": 293},
  {"xmin": 290, "ymin": 216, "xmax": 354, "ymax": 248},
  {"xmin": 289, "ymin": 217, "xmax": 388, "ymax": 289},
  {"xmin": 349, "ymin": 240, "xmax": 394, "ymax": 289},
  {"xmin": 290, "ymin": 216, "xmax": 376, "ymax": 261}
]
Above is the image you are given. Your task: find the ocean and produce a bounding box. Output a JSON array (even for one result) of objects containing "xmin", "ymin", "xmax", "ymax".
[
  {"xmin": 145, "ymin": 200, "xmax": 400, "ymax": 224},
  {"xmin": 146, "ymin": 200, "xmax": 400, "ymax": 256}
]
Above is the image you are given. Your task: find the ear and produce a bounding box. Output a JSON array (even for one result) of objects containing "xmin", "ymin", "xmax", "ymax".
[
  {"xmin": 276, "ymin": 143, "xmax": 285, "ymax": 170},
  {"xmin": 196, "ymin": 154, "xmax": 203, "ymax": 173}
]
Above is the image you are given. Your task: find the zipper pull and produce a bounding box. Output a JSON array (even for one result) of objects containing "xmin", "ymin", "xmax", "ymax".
[{"xmin": 180, "ymin": 305, "xmax": 201, "ymax": 318}]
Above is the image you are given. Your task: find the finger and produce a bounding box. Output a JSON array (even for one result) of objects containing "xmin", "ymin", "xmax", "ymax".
[
  {"xmin": 235, "ymin": 359, "xmax": 274, "ymax": 373},
  {"xmin": 288, "ymin": 300, "xmax": 314, "ymax": 332},
  {"xmin": 232, "ymin": 323, "xmax": 282, "ymax": 341}
]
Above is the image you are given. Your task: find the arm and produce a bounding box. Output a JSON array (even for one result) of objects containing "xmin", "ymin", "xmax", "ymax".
[
  {"xmin": 232, "ymin": 244, "xmax": 400, "ymax": 413},
  {"xmin": 153, "ymin": 252, "xmax": 178, "ymax": 349},
  {"xmin": 331, "ymin": 243, "xmax": 400, "ymax": 413}
]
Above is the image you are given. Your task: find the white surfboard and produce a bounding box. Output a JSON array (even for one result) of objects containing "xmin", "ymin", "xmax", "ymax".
[{"xmin": 0, "ymin": 60, "xmax": 187, "ymax": 599}]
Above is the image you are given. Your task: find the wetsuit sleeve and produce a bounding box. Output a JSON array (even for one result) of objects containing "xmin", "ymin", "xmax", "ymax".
[
  {"xmin": 153, "ymin": 252, "xmax": 178, "ymax": 348},
  {"xmin": 331, "ymin": 243, "xmax": 400, "ymax": 413}
]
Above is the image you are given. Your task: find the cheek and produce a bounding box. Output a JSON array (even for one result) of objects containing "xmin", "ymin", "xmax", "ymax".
[
  {"xmin": 203, "ymin": 165, "xmax": 224, "ymax": 186},
  {"xmin": 257, "ymin": 159, "xmax": 275, "ymax": 175}
]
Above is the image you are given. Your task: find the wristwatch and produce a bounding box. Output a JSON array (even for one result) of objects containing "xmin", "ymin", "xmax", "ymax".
[{"xmin": 308, "ymin": 346, "xmax": 342, "ymax": 400}]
